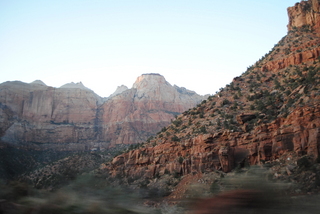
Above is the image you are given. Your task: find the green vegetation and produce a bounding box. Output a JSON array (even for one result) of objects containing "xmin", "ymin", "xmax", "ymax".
[
  {"xmin": 171, "ymin": 135, "xmax": 180, "ymax": 142},
  {"xmin": 172, "ymin": 119, "xmax": 182, "ymax": 127},
  {"xmin": 221, "ymin": 99, "xmax": 231, "ymax": 106},
  {"xmin": 0, "ymin": 175, "xmax": 160, "ymax": 214},
  {"xmin": 178, "ymin": 156, "xmax": 184, "ymax": 164}
]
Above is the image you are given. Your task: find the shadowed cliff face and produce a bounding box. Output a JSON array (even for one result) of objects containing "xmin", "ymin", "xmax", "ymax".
[{"xmin": 0, "ymin": 74, "xmax": 206, "ymax": 150}]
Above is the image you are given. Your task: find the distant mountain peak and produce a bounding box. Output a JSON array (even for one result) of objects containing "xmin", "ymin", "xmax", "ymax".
[
  {"xmin": 132, "ymin": 73, "xmax": 167, "ymax": 90},
  {"xmin": 59, "ymin": 82, "xmax": 92, "ymax": 91},
  {"xmin": 30, "ymin": 80, "xmax": 46, "ymax": 86},
  {"xmin": 141, "ymin": 73, "xmax": 162, "ymax": 76},
  {"xmin": 109, "ymin": 85, "xmax": 129, "ymax": 97}
]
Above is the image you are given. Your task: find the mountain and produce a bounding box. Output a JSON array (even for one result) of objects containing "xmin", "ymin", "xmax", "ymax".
[
  {"xmin": 109, "ymin": 85, "xmax": 129, "ymax": 97},
  {"xmin": 59, "ymin": 81, "xmax": 94, "ymax": 92},
  {"xmin": 98, "ymin": 73, "xmax": 208, "ymax": 147},
  {"xmin": 0, "ymin": 74, "xmax": 206, "ymax": 151},
  {"xmin": 100, "ymin": 0, "xmax": 320, "ymax": 197}
]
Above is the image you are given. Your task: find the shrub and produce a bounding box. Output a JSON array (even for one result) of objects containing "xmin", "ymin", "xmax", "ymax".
[
  {"xmin": 171, "ymin": 135, "xmax": 180, "ymax": 142},
  {"xmin": 199, "ymin": 126, "xmax": 207, "ymax": 134},
  {"xmin": 221, "ymin": 99, "xmax": 231, "ymax": 106},
  {"xmin": 178, "ymin": 156, "xmax": 184, "ymax": 164},
  {"xmin": 297, "ymin": 156, "xmax": 312, "ymax": 169},
  {"xmin": 172, "ymin": 119, "xmax": 182, "ymax": 127},
  {"xmin": 161, "ymin": 127, "xmax": 167, "ymax": 132},
  {"xmin": 210, "ymin": 181, "xmax": 220, "ymax": 194},
  {"xmin": 274, "ymin": 79, "xmax": 281, "ymax": 89}
]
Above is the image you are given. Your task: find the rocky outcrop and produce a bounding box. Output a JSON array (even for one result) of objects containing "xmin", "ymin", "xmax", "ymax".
[
  {"xmin": 105, "ymin": 105, "xmax": 320, "ymax": 179},
  {"xmin": 258, "ymin": 0, "xmax": 320, "ymax": 73},
  {"xmin": 0, "ymin": 74, "xmax": 206, "ymax": 150},
  {"xmin": 59, "ymin": 81, "xmax": 94, "ymax": 92},
  {"xmin": 109, "ymin": 85, "xmax": 129, "ymax": 97},
  {"xmin": 236, "ymin": 113, "xmax": 257, "ymax": 125},
  {"xmin": 261, "ymin": 47, "xmax": 320, "ymax": 72},
  {"xmin": 287, "ymin": 0, "xmax": 320, "ymax": 32}
]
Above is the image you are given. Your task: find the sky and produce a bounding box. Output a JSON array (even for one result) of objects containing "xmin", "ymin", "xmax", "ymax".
[{"xmin": 0, "ymin": 0, "xmax": 300, "ymax": 97}]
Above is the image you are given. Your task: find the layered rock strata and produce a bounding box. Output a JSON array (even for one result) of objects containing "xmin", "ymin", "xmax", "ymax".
[
  {"xmin": 106, "ymin": 105, "xmax": 320, "ymax": 178},
  {"xmin": 287, "ymin": 0, "xmax": 320, "ymax": 32},
  {"xmin": 0, "ymin": 74, "xmax": 206, "ymax": 150}
]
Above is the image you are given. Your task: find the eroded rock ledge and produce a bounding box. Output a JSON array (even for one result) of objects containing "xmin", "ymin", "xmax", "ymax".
[{"xmin": 105, "ymin": 105, "xmax": 320, "ymax": 179}]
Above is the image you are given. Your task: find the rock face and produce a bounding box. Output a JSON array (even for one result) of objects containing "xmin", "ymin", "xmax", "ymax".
[
  {"xmin": 107, "ymin": 105, "xmax": 320, "ymax": 180},
  {"xmin": 98, "ymin": 74, "xmax": 207, "ymax": 147},
  {"xmin": 103, "ymin": 0, "xmax": 320, "ymax": 181},
  {"xmin": 262, "ymin": 0, "xmax": 320, "ymax": 73},
  {"xmin": 287, "ymin": 0, "xmax": 320, "ymax": 32},
  {"xmin": 0, "ymin": 74, "xmax": 206, "ymax": 150},
  {"xmin": 0, "ymin": 81, "xmax": 103, "ymax": 150},
  {"xmin": 109, "ymin": 85, "xmax": 129, "ymax": 98}
]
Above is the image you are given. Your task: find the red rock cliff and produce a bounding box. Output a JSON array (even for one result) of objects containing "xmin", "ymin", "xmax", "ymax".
[{"xmin": 287, "ymin": 0, "xmax": 320, "ymax": 32}]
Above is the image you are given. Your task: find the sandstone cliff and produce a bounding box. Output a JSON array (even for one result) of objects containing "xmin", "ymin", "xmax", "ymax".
[
  {"xmin": 97, "ymin": 74, "xmax": 207, "ymax": 147},
  {"xmin": 102, "ymin": 0, "xmax": 320, "ymax": 192},
  {"xmin": 287, "ymin": 0, "xmax": 320, "ymax": 32},
  {"xmin": 0, "ymin": 81, "xmax": 102, "ymax": 150},
  {"xmin": 0, "ymin": 74, "xmax": 206, "ymax": 150}
]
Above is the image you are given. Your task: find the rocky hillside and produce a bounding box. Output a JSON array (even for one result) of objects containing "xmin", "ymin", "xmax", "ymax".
[
  {"xmin": 0, "ymin": 74, "xmax": 206, "ymax": 150},
  {"xmin": 100, "ymin": 0, "xmax": 320, "ymax": 196}
]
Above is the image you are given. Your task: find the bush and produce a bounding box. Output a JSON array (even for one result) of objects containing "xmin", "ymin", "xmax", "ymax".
[
  {"xmin": 172, "ymin": 119, "xmax": 182, "ymax": 127},
  {"xmin": 221, "ymin": 99, "xmax": 231, "ymax": 106},
  {"xmin": 210, "ymin": 181, "xmax": 220, "ymax": 194},
  {"xmin": 178, "ymin": 156, "xmax": 184, "ymax": 164},
  {"xmin": 199, "ymin": 126, "xmax": 207, "ymax": 134},
  {"xmin": 171, "ymin": 135, "xmax": 180, "ymax": 142},
  {"xmin": 1, "ymin": 175, "xmax": 154, "ymax": 214},
  {"xmin": 297, "ymin": 156, "xmax": 312, "ymax": 169}
]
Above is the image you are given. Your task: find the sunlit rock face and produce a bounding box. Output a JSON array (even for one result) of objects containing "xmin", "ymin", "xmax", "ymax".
[
  {"xmin": 109, "ymin": 85, "xmax": 129, "ymax": 98},
  {"xmin": 261, "ymin": 0, "xmax": 320, "ymax": 72},
  {"xmin": 287, "ymin": 0, "xmax": 320, "ymax": 32},
  {"xmin": 98, "ymin": 73, "xmax": 207, "ymax": 147},
  {"xmin": 0, "ymin": 74, "xmax": 206, "ymax": 150}
]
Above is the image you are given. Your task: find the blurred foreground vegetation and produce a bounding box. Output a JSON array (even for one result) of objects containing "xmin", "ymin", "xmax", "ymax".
[
  {"xmin": 1, "ymin": 166, "xmax": 320, "ymax": 214},
  {"xmin": 0, "ymin": 175, "xmax": 180, "ymax": 214}
]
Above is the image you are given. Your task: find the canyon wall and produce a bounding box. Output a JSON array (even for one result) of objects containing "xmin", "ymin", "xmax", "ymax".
[{"xmin": 0, "ymin": 74, "xmax": 206, "ymax": 150}]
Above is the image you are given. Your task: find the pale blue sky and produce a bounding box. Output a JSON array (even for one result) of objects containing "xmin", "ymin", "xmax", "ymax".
[{"xmin": 1, "ymin": 0, "xmax": 299, "ymax": 97}]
